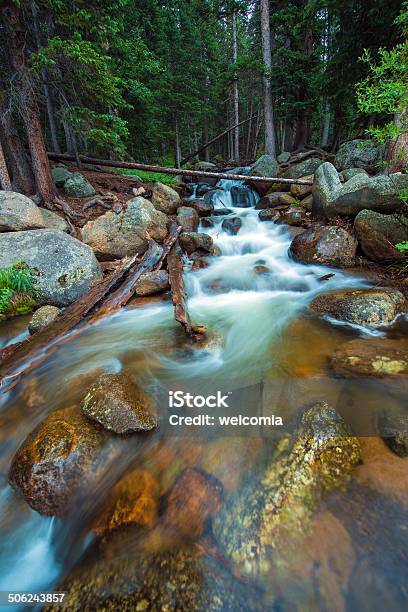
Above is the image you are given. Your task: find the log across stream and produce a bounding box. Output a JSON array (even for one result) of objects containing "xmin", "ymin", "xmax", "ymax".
[{"xmin": 0, "ymin": 170, "xmax": 407, "ymax": 608}]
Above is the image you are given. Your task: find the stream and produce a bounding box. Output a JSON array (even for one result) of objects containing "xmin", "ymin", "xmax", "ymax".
[{"xmin": 0, "ymin": 170, "xmax": 407, "ymax": 610}]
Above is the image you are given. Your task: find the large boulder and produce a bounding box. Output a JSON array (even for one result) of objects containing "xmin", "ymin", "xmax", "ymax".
[
  {"xmin": 290, "ymin": 175, "xmax": 313, "ymax": 199},
  {"xmin": 354, "ymin": 210, "xmax": 408, "ymax": 263},
  {"xmin": 330, "ymin": 339, "xmax": 408, "ymax": 378},
  {"xmin": 277, "ymin": 151, "xmax": 291, "ymax": 163},
  {"xmin": 63, "ymin": 172, "xmax": 95, "ymax": 198},
  {"xmin": 290, "ymin": 225, "xmax": 357, "ymax": 267},
  {"xmin": 247, "ymin": 154, "xmax": 279, "ymax": 196},
  {"xmin": 0, "ymin": 191, "xmax": 47, "ymax": 232},
  {"xmin": 312, "ymin": 162, "xmax": 408, "ymax": 218},
  {"xmin": 281, "ymin": 157, "xmax": 323, "ymax": 179},
  {"xmin": 81, "ymin": 197, "xmax": 168, "ymax": 259},
  {"xmin": 8, "ymin": 406, "xmax": 119, "ymax": 515},
  {"xmin": 185, "ymin": 198, "xmax": 213, "ymax": 217},
  {"xmin": 179, "ymin": 232, "xmax": 213, "ymax": 254},
  {"xmin": 150, "ymin": 182, "xmax": 180, "ymax": 214},
  {"xmin": 335, "ymin": 139, "xmax": 385, "ymax": 171},
  {"xmin": 176, "ymin": 206, "xmax": 199, "ymax": 232},
  {"xmin": 40, "ymin": 208, "xmax": 70, "ymax": 232},
  {"xmin": 310, "ymin": 288, "xmax": 406, "ymax": 327},
  {"xmin": 0, "ymin": 229, "xmax": 102, "ymax": 306}
]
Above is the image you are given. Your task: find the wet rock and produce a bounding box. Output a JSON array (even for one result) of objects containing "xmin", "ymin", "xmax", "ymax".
[
  {"xmin": 28, "ymin": 305, "xmax": 61, "ymax": 334},
  {"xmin": 290, "ymin": 225, "xmax": 357, "ymax": 267},
  {"xmin": 277, "ymin": 206, "xmax": 307, "ymax": 227},
  {"xmin": 212, "ymin": 402, "xmax": 361, "ymax": 577},
  {"xmin": 212, "ymin": 208, "xmax": 232, "ymax": 216},
  {"xmin": 81, "ymin": 373, "xmax": 158, "ymax": 434},
  {"xmin": 200, "ymin": 217, "xmax": 214, "ymax": 228},
  {"xmin": 81, "ymin": 197, "xmax": 168, "ymax": 259},
  {"xmin": 185, "ymin": 198, "xmax": 213, "ymax": 217},
  {"xmin": 176, "ymin": 206, "xmax": 199, "ymax": 232},
  {"xmin": 150, "ymin": 182, "xmax": 180, "ymax": 214},
  {"xmin": 258, "ymin": 209, "xmax": 279, "ymax": 222},
  {"xmin": 290, "ymin": 175, "xmax": 313, "ymax": 199},
  {"xmin": 191, "ymin": 257, "xmax": 210, "ymax": 270},
  {"xmin": 313, "ymin": 162, "xmax": 408, "ymax": 218},
  {"xmin": 196, "ymin": 183, "xmax": 212, "ymax": 196},
  {"xmin": 230, "ymin": 185, "xmax": 256, "ymax": 207},
  {"xmin": 93, "ymin": 469, "xmax": 159, "ymax": 537},
  {"xmin": 0, "ymin": 229, "xmax": 102, "ymax": 306},
  {"xmin": 0, "ymin": 191, "xmax": 47, "ymax": 231},
  {"xmin": 63, "ymin": 172, "xmax": 95, "ymax": 198},
  {"xmin": 282, "ymin": 157, "xmax": 323, "ymax": 179},
  {"xmin": 341, "ymin": 167, "xmax": 369, "ymax": 181},
  {"xmin": 253, "ymin": 264, "xmax": 270, "ymax": 275},
  {"xmin": 255, "ymin": 191, "xmax": 286, "ymax": 209},
  {"xmin": 135, "ymin": 270, "xmax": 169, "ymax": 296},
  {"xmin": 164, "ymin": 467, "xmax": 223, "ymax": 538},
  {"xmin": 51, "ymin": 165, "xmax": 72, "ymax": 186},
  {"xmin": 380, "ymin": 415, "xmax": 408, "ymax": 457},
  {"xmin": 310, "ymin": 288, "xmax": 406, "ymax": 327},
  {"xmin": 9, "ymin": 406, "xmax": 117, "ymax": 515},
  {"xmin": 40, "ymin": 209, "xmax": 70, "ymax": 232},
  {"xmin": 335, "ymin": 139, "xmax": 385, "ymax": 170},
  {"xmin": 354, "ymin": 209, "xmax": 408, "ymax": 263},
  {"xmin": 277, "ymin": 151, "xmax": 291, "ymax": 163},
  {"xmin": 221, "ymin": 216, "xmax": 241, "ymax": 235},
  {"xmin": 179, "ymin": 231, "xmax": 213, "ymax": 254},
  {"xmin": 210, "ymin": 244, "xmax": 222, "ymax": 256},
  {"xmin": 330, "ymin": 339, "xmax": 408, "ymax": 378}
]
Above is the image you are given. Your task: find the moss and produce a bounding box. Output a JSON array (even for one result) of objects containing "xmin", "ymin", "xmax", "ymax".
[{"xmin": 0, "ymin": 262, "xmax": 39, "ymax": 319}]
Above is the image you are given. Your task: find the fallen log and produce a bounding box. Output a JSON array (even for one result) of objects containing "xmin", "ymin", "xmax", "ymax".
[{"xmin": 46, "ymin": 152, "xmax": 314, "ymax": 186}]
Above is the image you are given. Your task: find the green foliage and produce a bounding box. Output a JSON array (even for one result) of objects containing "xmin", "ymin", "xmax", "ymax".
[
  {"xmin": 395, "ymin": 241, "xmax": 408, "ymax": 252},
  {"xmin": 0, "ymin": 262, "xmax": 38, "ymax": 318}
]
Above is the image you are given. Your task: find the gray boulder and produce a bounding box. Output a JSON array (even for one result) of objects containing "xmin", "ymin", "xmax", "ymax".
[
  {"xmin": 81, "ymin": 197, "xmax": 168, "ymax": 259},
  {"xmin": 28, "ymin": 305, "xmax": 61, "ymax": 335},
  {"xmin": 310, "ymin": 288, "xmax": 406, "ymax": 327},
  {"xmin": 0, "ymin": 230, "xmax": 102, "ymax": 306},
  {"xmin": 40, "ymin": 209, "xmax": 70, "ymax": 232},
  {"xmin": 63, "ymin": 173, "xmax": 95, "ymax": 198},
  {"xmin": 51, "ymin": 165, "xmax": 73, "ymax": 186},
  {"xmin": 192, "ymin": 161, "xmax": 217, "ymax": 171},
  {"xmin": 150, "ymin": 182, "xmax": 180, "ymax": 214},
  {"xmin": 340, "ymin": 168, "xmax": 368, "ymax": 182},
  {"xmin": 248, "ymin": 154, "xmax": 279, "ymax": 178},
  {"xmin": 290, "ymin": 225, "xmax": 357, "ymax": 267},
  {"xmin": 176, "ymin": 206, "xmax": 199, "ymax": 232},
  {"xmin": 135, "ymin": 270, "xmax": 169, "ymax": 296},
  {"xmin": 281, "ymin": 157, "xmax": 323, "ymax": 179},
  {"xmin": 354, "ymin": 210, "xmax": 408, "ymax": 263},
  {"xmin": 0, "ymin": 191, "xmax": 47, "ymax": 232},
  {"xmin": 277, "ymin": 151, "xmax": 291, "ymax": 164},
  {"xmin": 335, "ymin": 139, "xmax": 385, "ymax": 171},
  {"xmin": 312, "ymin": 162, "xmax": 408, "ymax": 218}
]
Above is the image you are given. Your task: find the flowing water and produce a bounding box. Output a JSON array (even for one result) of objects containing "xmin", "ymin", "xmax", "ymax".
[{"xmin": 0, "ymin": 171, "xmax": 407, "ymax": 610}]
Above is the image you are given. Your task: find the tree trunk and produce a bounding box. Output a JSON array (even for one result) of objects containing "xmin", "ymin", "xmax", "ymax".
[
  {"xmin": 260, "ymin": 0, "xmax": 276, "ymax": 157},
  {"xmin": 175, "ymin": 117, "xmax": 181, "ymax": 168},
  {"xmin": 321, "ymin": 102, "xmax": 331, "ymax": 147},
  {"xmin": 3, "ymin": 3, "xmax": 57, "ymax": 204},
  {"xmin": 387, "ymin": 108, "xmax": 408, "ymax": 173},
  {"xmin": 232, "ymin": 11, "xmax": 240, "ymax": 162},
  {"xmin": 245, "ymin": 97, "xmax": 254, "ymax": 158},
  {"xmin": 294, "ymin": 28, "xmax": 313, "ymax": 149},
  {"xmin": 0, "ymin": 138, "xmax": 11, "ymax": 190}
]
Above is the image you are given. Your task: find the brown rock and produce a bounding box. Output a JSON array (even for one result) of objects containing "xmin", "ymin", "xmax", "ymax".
[
  {"xmin": 93, "ymin": 469, "xmax": 159, "ymax": 537},
  {"xmin": 81, "ymin": 373, "xmax": 158, "ymax": 434},
  {"xmin": 179, "ymin": 232, "xmax": 213, "ymax": 254},
  {"xmin": 176, "ymin": 206, "xmax": 199, "ymax": 232},
  {"xmin": 150, "ymin": 182, "xmax": 180, "ymax": 214},
  {"xmin": 300, "ymin": 193, "xmax": 313, "ymax": 211},
  {"xmin": 290, "ymin": 225, "xmax": 357, "ymax": 267},
  {"xmin": 330, "ymin": 338, "xmax": 408, "ymax": 378},
  {"xmin": 185, "ymin": 198, "xmax": 213, "ymax": 217},
  {"xmin": 290, "ymin": 175, "xmax": 313, "ymax": 199},
  {"xmin": 164, "ymin": 467, "xmax": 223, "ymax": 538},
  {"xmin": 259, "ymin": 209, "xmax": 279, "ymax": 222},
  {"xmin": 278, "ymin": 192, "xmax": 296, "ymax": 206},
  {"xmin": 135, "ymin": 270, "xmax": 169, "ymax": 296},
  {"xmin": 28, "ymin": 305, "xmax": 61, "ymax": 335},
  {"xmin": 277, "ymin": 206, "xmax": 307, "ymax": 227},
  {"xmin": 255, "ymin": 192, "xmax": 287, "ymax": 210}
]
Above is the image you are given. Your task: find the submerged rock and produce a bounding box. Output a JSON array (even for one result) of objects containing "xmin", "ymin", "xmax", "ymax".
[
  {"xmin": 230, "ymin": 185, "xmax": 255, "ymax": 207},
  {"xmin": 164, "ymin": 467, "xmax": 223, "ymax": 538},
  {"xmin": 212, "ymin": 402, "xmax": 361, "ymax": 577},
  {"xmin": 335, "ymin": 139, "xmax": 385, "ymax": 171},
  {"xmin": 0, "ymin": 191, "xmax": 47, "ymax": 232},
  {"xmin": 63, "ymin": 172, "xmax": 95, "ymax": 198},
  {"xmin": 0, "ymin": 229, "xmax": 102, "ymax": 306},
  {"xmin": 9, "ymin": 406, "xmax": 117, "ymax": 515},
  {"xmin": 354, "ymin": 209, "xmax": 408, "ymax": 263},
  {"xmin": 221, "ymin": 216, "xmax": 241, "ymax": 235},
  {"xmin": 150, "ymin": 182, "xmax": 180, "ymax": 214},
  {"xmin": 28, "ymin": 305, "xmax": 61, "ymax": 334},
  {"xmin": 380, "ymin": 415, "xmax": 408, "ymax": 457},
  {"xmin": 330, "ymin": 339, "xmax": 408, "ymax": 378},
  {"xmin": 134, "ymin": 270, "xmax": 169, "ymax": 296},
  {"xmin": 176, "ymin": 206, "xmax": 199, "ymax": 232},
  {"xmin": 179, "ymin": 231, "xmax": 213, "ymax": 254},
  {"xmin": 310, "ymin": 288, "xmax": 406, "ymax": 327},
  {"xmin": 290, "ymin": 225, "xmax": 357, "ymax": 267},
  {"xmin": 81, "ymin": 373, "xmax": 158, "ymax": 434},
  {"xmin": 81, "ymin": 197, "xmax": 168, "ymax": 259}
]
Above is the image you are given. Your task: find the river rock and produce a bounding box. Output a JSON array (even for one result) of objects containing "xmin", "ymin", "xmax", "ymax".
[
  {"xmin": 186, "ymin": 198, "xmax": 213, "ymax": 217},
  {"xmin": 179, "ymin": 232, "xmax": 213, "ymax": 254},
  {"xmin": 279, "ymin": 192, "xmax": 296, "ymax": 206},
  {"xmin": 313, "ymin": 162, "xmax": 408, "ymax": 218},
  {"xmin": 196, "ymin": 183, "xmax": 213, "ymax": 196},
  {"xmin": 290, "ymin": 225, "xmax": 357, "ymax": 267},
  {"xmin": 354, "ymin": 209, "xmax": 408, "ymax": 263},
  {"xmin": 164, "ymin": 468, "xmax": 223, "ymax": 538},
  {"xmin": 247, "ymin": 154, "xmax": 279, "ymax": 196},
  {"xmin": 300, "ymin": 193, "xmax": 313, "ymax": 211},
  {"xmin": 93, "ymin": 469, "xmax": 159, "ymax": 537},
  {"xmin": 134, "ymin": 270, "xmax": 169, "ymax": 296},
  {"xmin": 212, "ymin": 402, "xmax": 361, "ymax": 577},
  {"xmin": 221, "ymin": 216, "xmax": 241, "ymax": 235},
  {"xmin": 290, "ymin": 175, "xmax": 313, "ymax": 199},
  {"xmin": 51, "ymin": 165, "xmax": 73, "ymax": 186},
  {"xmin": 81, "ymin": 373, "xmax": 158, "ymax": 434},
  {"xmin": 255, "ymin": 192, "xmax": 286, "ymax": 209},
  {"xmin": 0, "ymin": 191, "xmax": 47, "ymax": 231},
  {"xmin": 380, "ymin": 415, "xmax": 408, "ymax": 457},
  {"xmin": 200, "ymin": 217, "xmax": 214, "ymax": 228},
  {"xmin": 277, "ymin": 151, "xmax": 291, "ymax": 163},
  {"xmin": 40, "ymin": 209, "xmax": 70, "ymax": 232},
  {"xmin": 330, "ymin": 339, "xmax": 408, "ymax": 378},
  {"xmin": 282, "ymin": 157, "xmax": 323, "ymax": 179},
  {"xmin": 0, "ymin": 229, "xmax": 102, "ymax": 306},
  {"xmin": 176, "ymin": 206, "xmax": 199, "ymax": 232},
  {"xmin": 8, "ymin": 406, "xmax": 116, "ymax": 515},
  {"xmin": 212, "ymin": 208, "xmax": 232, "ymax": 216},
  {"xmin": 81, "ymin": 197, "xmax": 168, "ymax": 259},
  {"xmin": 341, "ymin": 168, "xmax": 369, "ymax": 182},
  {"xmin": 28, "ymin": 305, "xmax": 61, "ymax": 334},
  {"xmin": 335, "ymin": 139, "xmax": 385, "ymax": 170},
  {"xmin": 63, "ymin": 172, "xmax": 95, "ymax": 198},
  {"xmin": 277, "ymin": 206, "xmax": 307, "ymax": 227},
  {"xmin": 150, "ymin": 182, "xmax": 180, "ymax": 214},
  {"xmin": 310, "ymin": 288, "xmax": 406, "ymax": 327},
  {"xmin": 259, "ymin": 209, "xmax": 279, "ymax": 222}
]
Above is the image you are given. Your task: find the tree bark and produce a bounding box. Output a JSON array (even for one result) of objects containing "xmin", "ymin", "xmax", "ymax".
[
  {"xmin": 0, "ymin": 138, "xmax": 11, "ymax": 190},
  {"xmin": 260, "ymin": 0, "xmax": 276, "ymax": 157},
  {"xmin": 321, "ymin": 102, "xmax": 331, "ymax": 147},
  {"xmin": 232, "ymin": 11, "xmax": 240, "ymax": 162},
  {"xmin": 175, "ymin": 117, "xmax": 181, "ymax": 168}
]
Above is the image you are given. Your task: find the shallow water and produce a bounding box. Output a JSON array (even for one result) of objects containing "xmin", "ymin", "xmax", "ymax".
[{"xmin": 0, "ymin": 173, "xmax": 407, "ymax": 610}]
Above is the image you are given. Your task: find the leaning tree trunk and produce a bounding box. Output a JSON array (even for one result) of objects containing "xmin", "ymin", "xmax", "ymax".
[{"xmin": 260, "ymin": 0, "xmax": 276, "ymax": 157}]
